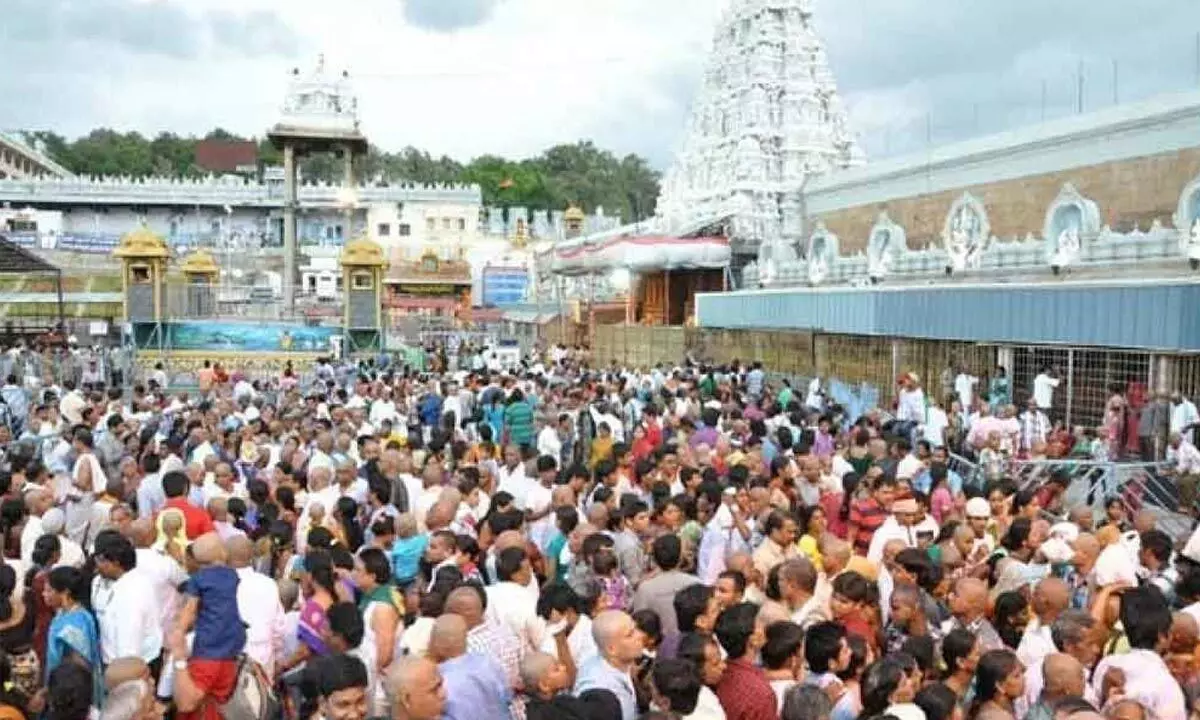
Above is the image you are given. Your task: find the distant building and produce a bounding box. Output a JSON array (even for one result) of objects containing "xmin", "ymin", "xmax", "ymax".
[{"xmin": 194, "ymin": 139, "xmax": 258, "ymax": 176}]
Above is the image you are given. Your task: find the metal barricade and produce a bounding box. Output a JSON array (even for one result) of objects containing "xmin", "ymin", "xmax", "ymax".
[{"xmin": 948, "ymin": 453, "xmax": 1192, "ymax": 540}]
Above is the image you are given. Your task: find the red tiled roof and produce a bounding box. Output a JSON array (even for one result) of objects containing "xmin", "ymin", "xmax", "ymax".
[{"xmin": 194, "ymin": 140, "xmax": 258, "ymax": 174}]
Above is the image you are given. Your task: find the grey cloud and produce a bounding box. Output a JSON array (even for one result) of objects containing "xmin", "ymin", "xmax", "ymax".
[
  {"xmin": 2, "ymin": 0, "xmax": 298, "ymax": 59},
  {"xmin": 605, "ymin": 0, "xmax": 1200, "ymax": 168},
  {"xmin": 206, "ymin": 10, "xmax": 303, "ymax": 58},
  {"xmin": 402, "ymin": 0, "xmax": 504, "ymax": 32},
  {"xmin": 813, "ymin": 0, "xmax": 1200, "ymax": 158}
]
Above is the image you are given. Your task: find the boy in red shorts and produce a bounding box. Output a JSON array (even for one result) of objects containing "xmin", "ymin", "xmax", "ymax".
[{"xmin": 167, "ymin": 533, "xmax": 247, "ymax": 720}]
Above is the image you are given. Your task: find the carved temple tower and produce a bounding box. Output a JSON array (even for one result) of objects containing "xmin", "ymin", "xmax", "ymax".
[{"xmin": 656, "ymin": 0, "xmax": 862, "ymax": 261}]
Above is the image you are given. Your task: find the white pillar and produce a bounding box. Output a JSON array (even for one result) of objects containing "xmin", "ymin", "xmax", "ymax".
[
  {"xmin": 283, "ymin": 144, "xmax": 297, "ymax": 312},
  {"xmin": 343, "ymin": 144, "xmax": 355, "ymax": 239},
  {"xmin": 996, "ymin": 346, "xmax": 1015, "ymax": 375},
  {"xmin": 1152, "ymin": 354, "xmax": 1176, "ymax": 394}
]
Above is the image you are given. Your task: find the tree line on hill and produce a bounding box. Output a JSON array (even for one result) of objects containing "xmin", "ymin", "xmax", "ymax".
[{"xmin": 19, "ymin": 129, "xmax": 661, "ymax": 222}]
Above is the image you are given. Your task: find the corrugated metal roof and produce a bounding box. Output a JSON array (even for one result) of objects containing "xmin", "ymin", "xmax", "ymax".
[{"xmin": 696, "ymin": 280, "xmax": 1200, "ymax": 352}]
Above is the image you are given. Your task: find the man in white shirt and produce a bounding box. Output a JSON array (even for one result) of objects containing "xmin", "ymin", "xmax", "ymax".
[
  {"xmin": 485, "ymin": 547, "xmax": 546, "ymax": 654},
  {"xmin": 536, "ymin": 415, "xmax": 563, "ymax": 466},
  {"xmin": 1171, "ymin": 392, "xmax": 1200, "ymax": 445},
  {"xmin": 496, "ymin": 445, "xmax": 533, "ymax": 510},
  {"xmin": 228, "ymin": 535, "xmax": 285, "ymax": 676},
  {"xmin": 866, "ymin": 499, "xmax": 937, "ymax": 564},
  {"xmin": 94, "ymin": 535, "xmax": 163, "ymax": 667},
  {"xmin": 894, "ymin": 442, "xmax": 925, "ymax": 482},
  {"xmin": 1033, "ymin": 367, "xmax": 1060, "ymax": 415},
  {"xmin": 525, "ymin": 457, "xmax": 559, "ymax": 553},
  {"xmin": 1167, "ymin": 432, "xmax": 1200, "ymax": 517},
  {"xmin": 954, "ymin": 370, "xmax": 979, "ymax": 411},
  {"xmin": 1015, "ymin": 578, "xmax": 1070, "ymax": 671},
  {"xmin": 201, "ymin": 462, "xmax": 247, "ymax": 508},
  {"xmin": 1091, "ymin": 587, "xmax": 1185, "ymax": 720},
  {"xmin": 149, "ymin": 362, "xmax": 169, "ymax": 391},
  {"xmin": 189, "ymin": 427, "xmax": 217, "ymax": 466},
  {"xmin": 131, "ymin": 519, "xmax": 187, "ymax": 639},
  {"xmin": 308, "ymin": 432, "xmax": 337, "ymax": 477},
  {"xmin": 368, "ymin": 389, "xmax": 398, "ymax": 427},
  {"xmin": 805, "ymin": 377, "xmax": 824, "ymax": 411},
  {"xmin": 922, "ymin": 397, "xmax": 949, "ymax": 448},
  {"xmin": 896, "ymin": 373, "xmax": 926, "ymax": 428},
  {"xmin": 59, "ymin": 381, "xmax": 86, "ymax": 426},
  {"xmin": 40, "ymin": 509, "xmax": 85, "ymax": 568},
  {"xmin": 19, "ymin": 487, "xmax": 53, "ymax": 569}
]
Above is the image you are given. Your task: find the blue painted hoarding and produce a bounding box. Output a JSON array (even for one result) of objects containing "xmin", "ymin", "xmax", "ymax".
[
  {"xmin": 166, "ymin": 321, "xmax": 337, "ymax": 352},
  {"xmin": 482, "ymin": 267, "xmax": 529, "ymax": 306}
]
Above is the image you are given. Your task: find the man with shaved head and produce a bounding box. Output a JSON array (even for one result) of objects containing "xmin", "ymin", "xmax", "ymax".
[
  {"xmin": 1022, "ymin": 610, "xmax": 1100, "ymax": 714},
  {"xmin": 1019, "ymin": 578, "xmax": 1071, "ymax": 668},
  {"xmin": 948, "ymin": 577, "xmax": 1004, "ymax": 651},
  {"xmin": 1068, "ymin": 533, "xmax": 1101, "ymax": 610},
  {"xmin": 573, "ymin": 610, "xmax": 644, "ymax": 720},
  {"xmin": 725, "ymin": 552, "xmax": 765, "ymax": 604},
  {"xmin": 443, "ymin": 585, "xmax": 525, "ymax": 719},
  {"xmin": 428, "ymin": 614, "xmax": 510, "ymax": 720},
  {"xmin": 129, "ymin": 517, "xmax": 187, "ymax": 645},
  {"xmin": 385, "ymin": 657, "xmax": 445, "ymax": 720},
  {"xmin": 228, "ymin": 534, "xmax": 286, "ymax": 677},
  {"xmin": 1026, "ymin": 653, "xmax": 1087, "ymax": 720}
]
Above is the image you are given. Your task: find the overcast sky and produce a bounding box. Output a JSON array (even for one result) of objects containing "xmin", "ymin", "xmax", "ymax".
[{"xmin": 4, "ymin": 0, "xmax": 1200, "ymax": 168}]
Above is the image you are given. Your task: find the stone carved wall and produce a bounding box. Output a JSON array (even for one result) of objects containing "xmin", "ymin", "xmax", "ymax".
[{"xmin": 817, "ymin": 147, "xmax": 1200, "ymax": 257}]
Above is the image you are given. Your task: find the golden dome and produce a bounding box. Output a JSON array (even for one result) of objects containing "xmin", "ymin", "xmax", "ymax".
[
  {"xmin": 340, "ymin": 235, "xmax": 387, "ymax": 268},
  {"xmin": 564, "ymin": 205, "xmax": 586, "ymax": 222},
  {"xmin": 113, "ymin": 224, "xmax": 170, "ymax": 259},
  {"xmin": 179, "ymin": 249, "xmax": 220, "ymax": 276}
]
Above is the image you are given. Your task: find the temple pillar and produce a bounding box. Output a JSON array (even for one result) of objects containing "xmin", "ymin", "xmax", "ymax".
[
  {"xmin": 1151, "ymin": 355, "xmax": 1176, "ymax": 395},
  {"xmin": 343, "ymin": 143, "xmax": 355, "ymax": 238},
  {"xmin": 283, "ymin": 143, "xmax": 297, "ymax": 312}
]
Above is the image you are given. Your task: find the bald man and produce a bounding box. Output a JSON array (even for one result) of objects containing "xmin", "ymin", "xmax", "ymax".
[
  {"xmin": 443, "ymin": 585, "xmax": 524, "ymax": 717},
  {"xmin": 1018, "ymin": 578, "xmax": 1071, "ymax": 668},
  {"xmin": 725, "ymin": 552, "xmax": 765, "ymax": 603},
  {"xmin": 1107, "ymin": 699, "xmax": 1147, "ymax": 720},
  {"xmin": 385, "ymin": 657, "xmax": 446, "ymax": 720},
  {"xmin": 130, "ymin": 517, "xmax": 188, "ymax": 645},
  {"xmin": 1022, "ymin": 610, "xmax": 1099, "ymax": 715},
  {"xmin": 228, "ymin": 534, "xmax": 286, "ymax": 677},
  {"xmin": 574, "ymin": 610, "xmax": 643, "ymax": 720},
  {"xmin": 429, "ymin": 614, "xmax": 511, "ymax": 720},
  {"xmin": 1031, "ymin": 653, "xmax": 1086, "ymax": 717},
  {"xmin": 949, "ymin": 578, "xmax": 1005, "ymax": 651},
  {"xmin": 1069, "ymin": 534, "xmax": 1101, "ymax": 609},
  {"xmin": 521, "ymin": 650, "xmax": 572, "ymax": 702}
]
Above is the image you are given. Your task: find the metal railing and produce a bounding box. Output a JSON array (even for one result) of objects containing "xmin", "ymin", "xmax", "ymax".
[
  {"xmin": 161, "ymin": 283, "xmax": 344, "ymax": 325},
  {"xmin": 948, "ymin": 453, "xmax": 1193, "ymax": 540}
]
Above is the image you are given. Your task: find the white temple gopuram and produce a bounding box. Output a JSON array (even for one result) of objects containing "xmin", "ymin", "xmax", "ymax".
[{"xmin": 656, "ymin": 0, "xmax": 862, "ymax": 256}]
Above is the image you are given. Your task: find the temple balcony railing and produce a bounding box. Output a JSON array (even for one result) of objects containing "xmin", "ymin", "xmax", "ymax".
[{"xmin": 0, "ymin": 176, "xmax": 482, "ymax": 207}]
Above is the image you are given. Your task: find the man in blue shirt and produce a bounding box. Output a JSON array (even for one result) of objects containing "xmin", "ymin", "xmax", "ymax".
[
  {"xmin": 573, "ymin": 610, "xmax": 644, "ymax": 720},
  {"xmin": 429, "ymin": 614, "xmax": 511, "ymax": 720}
]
